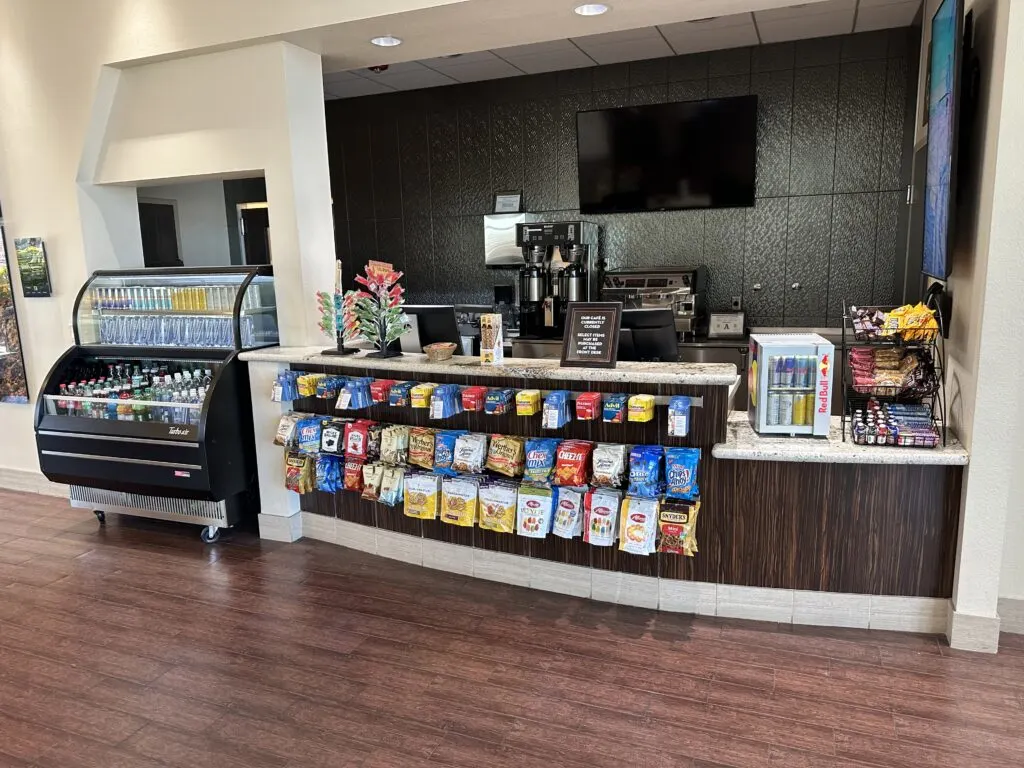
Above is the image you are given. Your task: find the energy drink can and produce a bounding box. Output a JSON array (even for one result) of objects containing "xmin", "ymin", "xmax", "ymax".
[
  {"xmin": 792, "ymin": 393, "xmax": 806, "ymax": 425},
  {"xmin": 767, "ymin": 393, "xmax": 781, "ymax": 426},
  {"xmin": 779, "ymin": 394, "xmax": 794, "ymax": 426}
]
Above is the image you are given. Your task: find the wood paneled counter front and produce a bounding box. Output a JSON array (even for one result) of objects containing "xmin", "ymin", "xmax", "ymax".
[{"xmin": 241, "ymin": 348, "xmax": 967, "ymax": 631}]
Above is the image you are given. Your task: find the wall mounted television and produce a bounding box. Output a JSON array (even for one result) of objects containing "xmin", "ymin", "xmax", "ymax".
[
  {"xmin": 576, "ymin": 95, "xmax": 758, "ymax": 215},
  {"xmin": 923, "ymin": 0, "xmax": 965, "ymax": 281}
]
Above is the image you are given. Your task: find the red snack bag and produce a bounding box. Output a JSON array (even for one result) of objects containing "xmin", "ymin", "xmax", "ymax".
[
  {"xmin": 461, "ymin": 386, "xmax": 489, "ymax": 412},
  {"xmin": 553, "ymin": 440, "xmax": 593, "ymax": 487},
  {"xmin": 575, "ymin": 392, "xmax": 601, "ymax": 421},
  {"xmin": 343, "ymin": 459, "xmax": 364, "ymax": 492},
  {"xmin": 344, "ymin": 420, "xmax": 371, "ymax": 460},
  {"xmin": 370, "ymin": 379, "xmax": 396, "ymax": 403}
]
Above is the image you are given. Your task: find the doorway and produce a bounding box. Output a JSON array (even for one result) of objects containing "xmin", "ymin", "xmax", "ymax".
[
  {"xmin": 237, "ymin": 203, "xmax": 271, "ymax": 265},
  {"xmin": 138, "ymin": 199, "xmax": 183, "ymax": 268}
]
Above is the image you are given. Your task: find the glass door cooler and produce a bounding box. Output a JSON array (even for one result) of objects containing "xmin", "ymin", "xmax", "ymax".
[
  {"xmin": 748, "ymin": 333, "xmax": 835, "ymax": 437},
  {"xmin": 34, "ymin": 266, "xmax": 278, "ymax": 542}
]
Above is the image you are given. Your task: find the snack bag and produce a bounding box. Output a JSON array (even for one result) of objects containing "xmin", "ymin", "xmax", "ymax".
[
  {"xmin": 665, "ymin": 447, "xmax": 701, "ymax": 501},
  {"xmin": 320, "ymin": 419, "xmax": 349, "ymax": 454},
  {"xmin": 284, "ymin": 451, "xmax": 314, "ymax": 494},
  {"xmin": 516, "ymin": 389, "xmax": 541, "ymax": 416},
  {"xmin": 440, "ymin": 476, "xmax": 479, "ymax": 526},
  {"xmin": 516, "ymin": 484, "xmax": 556, "ymax": 538},
  {"xmin": 316, "ymin": 454, "xmax": 342, "ymax": 493},
  {"xmin": 344, "ymin": 421, "xmax": 371, "ymax": 461},
  {"xmin": 404, "ymin": 473, "xmax": 441, "ymax": 519},
  {"xmin": 524, "ymin": 438, "xmax": 561, "ymax": 483},
  {"xmin": 602, "ymin": 393, "xmax": 628, "ymax": 423},
  {"xmin": 370, "ymin": 379, "xmax": 397, "ymax": 403},
  {"xmin": 343, "ymin": 459, "xmax": 364, "ymax": 493},
  {"xmin": 485, "ymin": 435, "xmax": 526, "ymax": 477},
  {"xmin": 380, "ymin": 425, "xmax": 410, "ymax": 465},
  {"xmin": 296, "ymin": 418, "xmax": 323, "ymax": 454},
  {"xmin": 408, "ymin": 427, "xmax": 436, "ymax": 469},
  {"xmin": 480, "ymin": 313, "xmax": 504, "ymax": 365},
  {"xmin": 478, "ymin": 482, "xmax": 518, "ymax": 533},
  {"xmin": 433, "ymin": 430, "xmax": 465, "ymax": 476},
  {"xmin": 379, "ymin": 466, "xmax": 406, "ymax": 507},
  {"xmin": 583, "ymin": 487, "xmax": 621, "ymax": 546},
  {"xmin": 411, "ymin": 383, "xmax": 437, "ymax": 409},
  {"xmin": 389, "ymin": 381, "xmax": 415, "ymax": 407},
  {"xmin": 667, "ymin": 396, "xmax": 692, "ymax": 438},
  {"xmin": 462, "ymin": 385, "xmax": 489, "ymax": 412},
  {"xmin": 361, "ymin": 463, "xmax": 385, "ymax": 501},
  {"xmin": 553, "ymin": 440, "xmax": 593, "ymax": 487},
  {"xmin": 658, "ymin": 500, "xmax": 700, "ymax": 556},
  {"xmin": 274, "ymin": 412, "xmax": 304, "ymax": 447},
  {"xmin": 627, "ymin": 394, "xmax": 655, "ymax": 423},
  {"xmin": 452, "ymin": 433, "xmax": 488, "ymax": 474},
  {"xmin": 627, "ymin": 445, "xmax": 663, "ymax": 498},
  {"xmin": 575, "ymin": 392, "xmax": 601, "ymax": 421},
  {"xmin": 551, "ymin": 486, "xmax": 585, "ymax": 539},
  {"xmin": 366, "ymin": 423, "xmax": 383, "ymax": 461},
  {"xmin": 485, "ymin": 388, "xmax": 515, "ymax": 415},
  {"xmin": 592, "ymin": 443, "xmax": 627, "ymax": 487},
  {"xmin": 619, "ymin": 496, "xmax": 659, "ymax": 556}
]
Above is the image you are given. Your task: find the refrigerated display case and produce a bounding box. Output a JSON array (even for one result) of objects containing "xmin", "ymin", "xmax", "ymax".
[
  {"xmin": 748, "ymin": 333, "xmax": 835, "ymax": 437},
  {"xmin": 34, "ymin": 266, "xmax": 278, "ymax": 542}
]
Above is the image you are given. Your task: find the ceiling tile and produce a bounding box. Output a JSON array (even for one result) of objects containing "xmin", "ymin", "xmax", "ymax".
[
  {"xmin": 362, "ymin": 68, "xmax": 458, "ymax": 90},
  {"xmin": 322, "ymin": 70, "xmax": 366, "ymax": 84},
  {"xmin": 498, "ymin": 48, "xmax": 595, "ymax": 74},
  {"xmin": 659, "ymin": 16, "xmax": 758, "ymax": 54},
  {"xmin": 324, "ymin": 78, "xmax": 395, "ymax": 99},
  {"xmin": 659, "ymin": 12, "xmax": 753, "ymax": 34},
  {"xmin": 757, "ymin": 11, "xmax": 856, "ymax": 43},
  {"xmin": 756, "ymin": 0, "xmax": 856, "ymax": 21},
  {"xmin": 419, "ymin": 50, "xmax": 502, "ymax": 67},
  {"xmin": 573, "ymin": 27, "xmax": 674, "ymax": 65},
  {"xmin": 430, "ymin": 58, "xmax": 526, "ymax": 82},
  {"xmin": 496, "ymin": 39, "xmax": 582, "ymax": 58},
  {"xmin": 855, "ymin": 1, "xmax": 922, "ymax": 31},
  {"xmin": 572, "ymin": 26, "xmax": 667, "ymax": 48}
]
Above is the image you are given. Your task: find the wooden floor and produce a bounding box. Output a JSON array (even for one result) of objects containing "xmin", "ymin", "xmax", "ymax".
[{"xmin": 1, "ymin": 490, "xmax": 1023, "ymax": 768}]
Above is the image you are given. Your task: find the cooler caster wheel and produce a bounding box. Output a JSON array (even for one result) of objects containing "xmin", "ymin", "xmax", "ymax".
[
  {"xmin": 200, "ymin": 526, "xmax": 220, "ymax": 544},
  {"xmin": 94, "ymin": 510, "xmax": 106, "ymax": 524}
]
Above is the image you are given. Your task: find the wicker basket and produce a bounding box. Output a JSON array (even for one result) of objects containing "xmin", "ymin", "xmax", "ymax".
[{"xmin": 424, "ymin": 342, "xmax": 457, "ymax": 362}]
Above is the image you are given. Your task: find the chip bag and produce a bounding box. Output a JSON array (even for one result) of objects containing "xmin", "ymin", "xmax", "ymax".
[
  {"xmin": 524, "ymin": 438, "xmax": 561, "ymax": 484},
  {"xmin": 343, "ymin": 459, "xmax": 364, "ymax": 493},
  {"xmin": 553, "ymin": 440, "xmax": 593, "ymax": 487},
  {"xmin": 379, "ymin": 466, "xmax": 406, "ymax": 507},
  {"xmin": 380, "ymin": 425, "xmax": 410, "ymax": 466},
  {"xmin": 285, "ymin": 451, "xmax": 314, "ymax": 494},
  {"xmin": 361, "ymin": 463, "xmax": 385, "ymax": 501},
  {"xmin": 665, "ymin": 447, "xmax": 701, "ymax": 501},
  {"xmin": 627, "ymin": 445, "xmax": 663, "ymax": 498},
  {"xmin": 478, "ymin": 482, "xmax": 518, "ymax": 533},
  {"xmin": 274, "ymin": 412, "xmax": 304, "ymax": 447},
  {"xmin": 315, "ymin": 453, "xmax": 342, "ymax": 493},
  {"xmin": 344, "ymin": 420, "xmax": 370, "ymax": 461},
  {"xmin": 440, "ymin": 476, "xmax": 479, "ymax": 526},
  {"xmin": 404, "ymin": 473, "xmax": 441, "ymax": 519},
  {"xmin": 295, "ymin": 418, "xmax": 323, "ymax": 454}
]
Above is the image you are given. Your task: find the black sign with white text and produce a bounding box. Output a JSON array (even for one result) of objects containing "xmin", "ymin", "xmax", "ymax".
[{"xmin": 560, "ymin": 302, "xmax": 622, "ymax": 369}]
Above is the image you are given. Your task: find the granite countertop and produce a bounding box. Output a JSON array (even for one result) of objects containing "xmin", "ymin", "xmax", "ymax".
[
  {"xmin": 239, "ymin": 346, "xmax": 738, "ymax": 385},
  {"xmin": 712, "ymin": 411, "xmax": 969, "ymax": 466}
]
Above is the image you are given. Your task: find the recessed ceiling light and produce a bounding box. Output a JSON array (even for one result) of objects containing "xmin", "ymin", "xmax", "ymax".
[
  {"xmin": 370, "ymin": 35, "xmax": 402, "ymax": 47},
  {"xmin": 574, "ymin": 4, "xmax": 610, "ymax": 16}
]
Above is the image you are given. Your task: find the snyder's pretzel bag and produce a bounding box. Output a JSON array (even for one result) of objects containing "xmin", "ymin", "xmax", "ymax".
[{"xmin": 658, "ymin": 500, "xmax": 700, "ymax": 556}]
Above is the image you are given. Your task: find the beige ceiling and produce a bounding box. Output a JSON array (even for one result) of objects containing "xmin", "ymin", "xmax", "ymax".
[{"xmin": 320, "ymin": 0, "xmax": 921, "ymax": 99}]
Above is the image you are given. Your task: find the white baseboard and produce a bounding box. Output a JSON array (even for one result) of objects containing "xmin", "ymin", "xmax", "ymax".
[
  {"xmin": 295, "ymin": 515, "xmax": 948, "ymax": 634},
  {"xmin": 0, "ymin": 467, "xmax": 67, "ymax": 498},
  {"xmin": 998, "ymin": 597, "xmax": 1024, "ymax": 635}
]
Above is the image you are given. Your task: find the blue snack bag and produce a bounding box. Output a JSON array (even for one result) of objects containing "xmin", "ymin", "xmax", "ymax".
[
  {"xmin": 524, "ymin": 438, "xmax": 561, "ymax": 483},
  {"xmin": 316, "ymin": 454, "xmax": 342, "ymax": 493},
  {"xmin": 627, "ymin": 445, "xmax": 663, "ymax": 498},
  {"xmin": 665, "ymin": 447, "xmax": 701, "ymax": 500},
  {"xmin": 433, "ymin": 430, "xmax": 466, "ymax": 476},
  {"xmin": 296, "ymin": 418, "xmax": 323, "ymax": 454}
]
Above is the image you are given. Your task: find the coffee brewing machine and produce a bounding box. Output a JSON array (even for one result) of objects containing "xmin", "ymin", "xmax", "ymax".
[
  {"xmin": 600, "ymin": 266, "xmax": 709, "ymax": 338},
  {"xmin": 514, "ymin": 221, "xmax": 599, "ymax": 339}
]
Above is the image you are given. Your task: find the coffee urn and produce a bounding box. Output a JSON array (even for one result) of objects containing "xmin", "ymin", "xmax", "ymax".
[{"xmin": 518, "ymin": 245, "xmax": 549, "ymax": 338}]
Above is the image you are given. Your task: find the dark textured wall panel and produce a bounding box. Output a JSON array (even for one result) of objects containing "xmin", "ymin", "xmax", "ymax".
[{"xmin": 325, "ymin": 29, "xmax": 917, "ymax": 326}]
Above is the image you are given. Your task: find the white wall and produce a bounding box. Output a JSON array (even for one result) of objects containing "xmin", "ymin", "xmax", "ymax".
[{"xmin": 139, "ymin": 181, "xmax": 231, "ymax": 267}]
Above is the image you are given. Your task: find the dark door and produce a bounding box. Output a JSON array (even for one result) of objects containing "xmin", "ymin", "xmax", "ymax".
[
  {"xmin": 138, "ymin": 202, "xmax": 182, "ymax": 267},
  {"xmin": 240, "ymin": 206, "xmax": 271, "ymax": 265}
]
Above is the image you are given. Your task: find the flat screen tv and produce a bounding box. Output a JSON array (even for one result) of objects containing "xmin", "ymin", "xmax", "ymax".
[
  {"xmin": 577, "ymin": 95, "xmax": 757, "ymax": 215},
  {"xmin": 923, "ymin": 0, "xmax": 965, "ymax": 280}
]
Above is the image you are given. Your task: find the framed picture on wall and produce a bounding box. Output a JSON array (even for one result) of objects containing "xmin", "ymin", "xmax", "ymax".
[
  {"xmin": 14, "ymin": 237, "xmax": 53, "ymax": 297},
  {"xmin": 0, "ymin": 226, "xmax": 31, "ymax": 403}
]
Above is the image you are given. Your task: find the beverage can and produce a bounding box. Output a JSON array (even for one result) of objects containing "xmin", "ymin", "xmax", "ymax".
[
  {"xmin": 767, "ymin": 393, "xmax": 781, "ymax": 426},
  {"xmin": 792, "ymin": 393, "xmax": 806, "ymax": 426},
  {"xmin": 779, "ymin": 394, "xmax": 794, "ymax": 426}
]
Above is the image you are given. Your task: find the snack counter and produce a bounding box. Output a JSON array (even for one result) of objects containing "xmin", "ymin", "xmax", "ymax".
[{"xmin": 240, "ymin": 347, "xmax": 968, "ymax": 631}]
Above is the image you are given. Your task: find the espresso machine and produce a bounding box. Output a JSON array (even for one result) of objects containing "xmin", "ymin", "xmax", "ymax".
[
  {"xmin": 515, "ymin": 221, "xmax": 599, "ymax": 338},
  {"xmin": 601, "ymin": 266, "xmax": 708, "ymax": 338}
]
